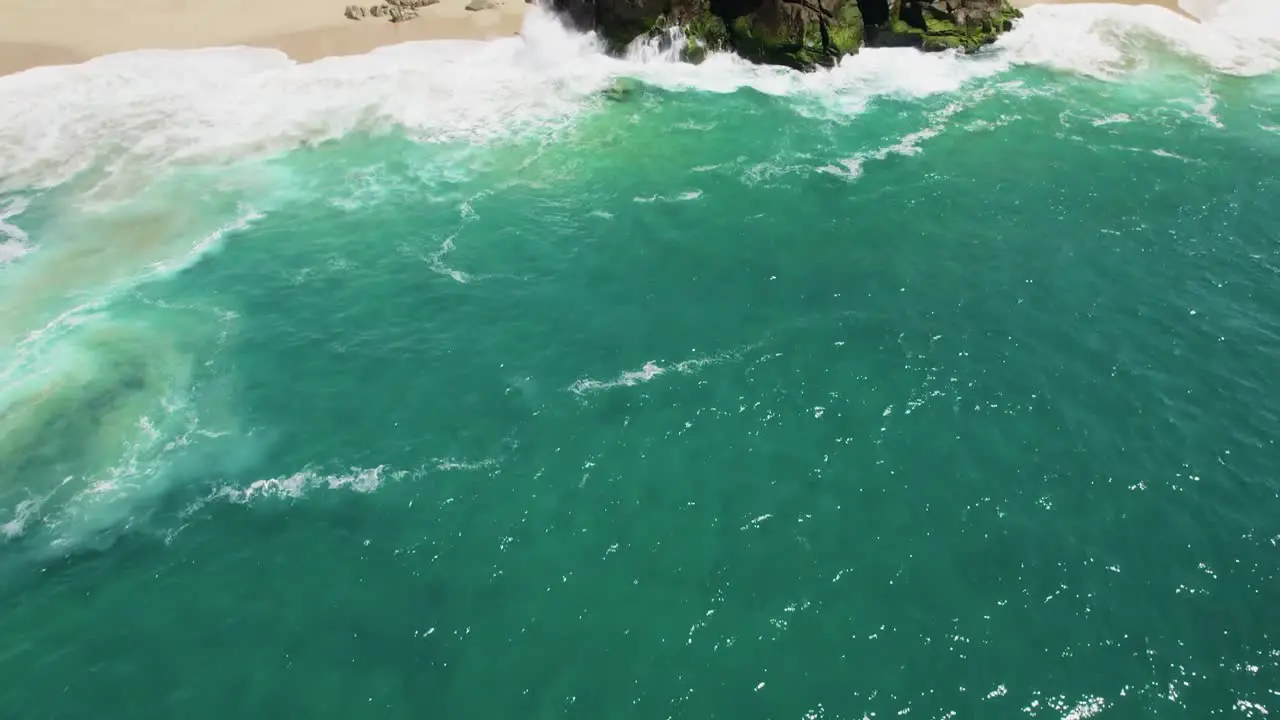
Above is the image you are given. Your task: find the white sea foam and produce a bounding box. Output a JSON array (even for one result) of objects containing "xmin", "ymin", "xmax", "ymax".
[
  {"xmin": 571, "ymin": 360, "xmax": 668, "ymax": 393},
  {"xmin": 0, "ymin": 10, "xmax": 614, "ymax": 193},
  {"xmin": 1, "ymin": 496, "xmax": 48, "ymax": 540},
  {"xmin": 818, "ymin": 97, "xmax": 974, "ymax": 181},
  {"xmin": 1, "ymin": 0, "xmax": 1275, "ymax": 559},
  {"xmin": 2, "ymin": 1, "xmax": 1273, "ymax": 195},
  {"xmin": 427, "ymin": 233, "xmax": 472, "ymax": 284},
  {"xmin": 633, "ymin": 189, "xmax": 703, "ymax": 203},
  {"xmin": 214, "ymin": 466, "xmax": 404, "ymax": 502},
  {"xmin": 998, "ymin": 0, "xmax": 1280, "ymax": 79},
  {"xmin": 204, "ymin": 457, "xmax": 496, "ymax": 505},
  {"xmin": 0, "ymin": 197, "xmax": 31, "ymax": 264},
  {"xmin": 569, "ymin": 349, "xmax": 746, "ymax": 394},
  {"xmin": 1093, "ymin": 113, "xmax": 1132, "ymax": 126},
  {"xmin": 435, "ymin": 457, "xmax": 501, "ymax": 471}
]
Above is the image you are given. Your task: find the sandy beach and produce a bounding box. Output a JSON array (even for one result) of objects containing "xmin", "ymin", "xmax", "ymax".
[
  {"xmin": 0, "ymin": 0, "xmax": 1191, "ymax": 77},
  {"xmin": 0, "ymin": 0, "xmax": 526, "ymax": 76}
]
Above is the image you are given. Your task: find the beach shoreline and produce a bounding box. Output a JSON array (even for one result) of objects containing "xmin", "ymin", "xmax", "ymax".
[
  {"xmin": 0, "ymin": 0, "xmax": 526, "ymax": 77},
  {"xmin": 0, "ymin": 0, "xmax": 1190, "ymax": 78}
]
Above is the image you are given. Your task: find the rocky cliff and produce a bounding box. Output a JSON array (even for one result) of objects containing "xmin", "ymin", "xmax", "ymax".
[{"xmin": 548, "ymin": 0, "xmax": 1021, "ymax": 70}]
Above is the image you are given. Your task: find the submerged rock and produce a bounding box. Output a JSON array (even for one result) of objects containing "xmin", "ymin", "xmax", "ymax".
[
  {"xmin": 603, "ymin": 77, "xmax": 639, "ymax": 102},
  {"xmin": 466, "ymin": 0, "xmax": 499, "ymax": 10}
]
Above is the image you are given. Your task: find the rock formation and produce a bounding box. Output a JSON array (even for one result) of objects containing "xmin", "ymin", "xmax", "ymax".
[
  {"xmin": 547, "ymin": 0, "xmax": 1020, "ymax": 70},
  {"xmin": 865, "ymin": 0, "xmax": 1021, "ymax": 52},
  {"xmin": 343, "ymin": 0, "xmax": 441, "ymax": 22}
]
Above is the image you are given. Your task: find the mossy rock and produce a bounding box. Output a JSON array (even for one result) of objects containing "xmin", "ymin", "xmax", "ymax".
[
  {"xmin": 727, "ymin": 0, "xmax": 863, "ymax": 70},
  {"xmin": 549, "ymin": 0, "xmax": 864, "ymax": 69},
  {"xmin": 595, "ymin": 0, "xmax": 715, "ymax": 52},
  {"xmin": 681, "ymin": 13, "xmax": 730, "ymax": 63},
  {"xmin": 827, "ymin": 0, "xmax": 864, "ymax": 54},
  {"xmin": 869, "ymin": 0, "xmax": 1021, "ymax": 53}
]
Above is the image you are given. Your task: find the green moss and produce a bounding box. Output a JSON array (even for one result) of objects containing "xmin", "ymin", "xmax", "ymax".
[
  {"xmin": 838, "ymin": 2, "xmax": 864, "ymax": 29},
  {"xmin": 922, "ymin": 16, "xmax": 957, "ymax": 34},
  {"xmin": 919, "ymin": 16, "xmax": 982, "ymax": 50},
  {"xmin": 999, "ymin": 1, "xmax": 1023, "ymax": 30},
  {"xmin": 825, "ymin": 24, "xmax": 861, "ymax": 55},
  {"xmin": 685, "ymin": 13, "xmax": 729, "ymax": 49},
  {"xmin": 681, "ymin": 14, "xmax": 728, "ymax": 64},
  {"xmin": 732, "ymin": 15, "xmax": 787, "ymax": 48},
  {"xmin": 723, "ymin": 0, "xmax": 862, "ymax": 70},
  {"xmin": 803, "ymin": 20, "xmax": 824, "ymax": 50},
  {"xmin": 826, "ymin": 1, "xmax": 863, "ymax": 54},
  {"xmin": 872, "ymin": 0, "xmax": 1020, "ymax": 53},
  {"xmin": 683, "ymin": 40, "xmax": 707, "ymax": 63},
  {"xmin": 729, "ymin": 13, "xmax": 795, "ymax": 66},
  {"xmin": 890, "ymin": 18, "xmax": 918, "ymax": 35},
  {"xmin": 921, "ymin": 34, "xmax": 965, "ymax": 51}
]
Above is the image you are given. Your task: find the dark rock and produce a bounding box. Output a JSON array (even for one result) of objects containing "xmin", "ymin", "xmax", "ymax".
[
  {"xmin": 679, "ymin": 14, "xmax": 729, "ymax": 63},
  {"xmin": 343, "ymin": 4, "xmax": 366, "ymax": 18},
  {"xmin": 551, "ymin": 0, "xmax": 598, "ymax": 34},
  {"xmin": 725, "ymin": 0, "xmax": 863, "ymax": 70},
  {"xmin": 546, "ymin": 0, "xmax": 1016, "ymax": 68},
  {"xmin": 862, "ymin": 0, "xmax": 1021, "ymax": 52},
  {"xmin": 548, "ymin": 0, "xmax": 859, "ymax": 70},
  {"xmin": 466, "ymin": 0, "xmax": 498, "ymax": 9}
]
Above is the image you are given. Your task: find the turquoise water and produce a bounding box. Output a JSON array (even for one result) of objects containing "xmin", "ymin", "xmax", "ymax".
[{"xmin": 3, "ymin": 4, "xmax": 1280, "ymax": 718}]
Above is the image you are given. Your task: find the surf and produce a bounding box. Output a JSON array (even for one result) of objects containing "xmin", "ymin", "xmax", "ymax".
[
  {"xmin": 1, "ymin": 1, "xmax": 1275, "ymax": 192},
  {"xmin": 0, "ymin": 0, "xmax": 1275, "ymax": 560}
]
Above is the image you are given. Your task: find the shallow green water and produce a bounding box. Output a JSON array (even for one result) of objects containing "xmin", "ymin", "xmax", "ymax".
[{"xmin": 2, "ymin": 9, "xmax": 1280, "ymax": 718}]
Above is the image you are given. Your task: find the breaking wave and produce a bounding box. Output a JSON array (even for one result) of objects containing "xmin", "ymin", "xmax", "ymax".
[
  {"xmin": 1, "ymin": 1, "xmax": 1275, "ymax": 193},
  {"xmin": 0, "ymin": 0, "xmax": 1275, "ymax": 562}
]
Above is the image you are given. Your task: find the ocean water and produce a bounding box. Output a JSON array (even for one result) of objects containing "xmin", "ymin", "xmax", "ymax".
[{"xmin": 2, "ymin": 1, "xmax": 1279, "ymax": 717}]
